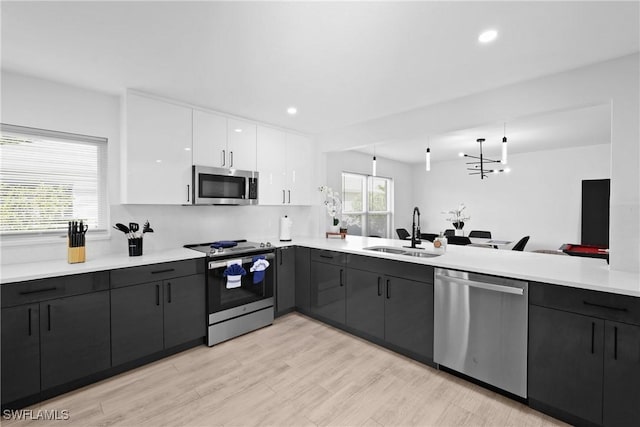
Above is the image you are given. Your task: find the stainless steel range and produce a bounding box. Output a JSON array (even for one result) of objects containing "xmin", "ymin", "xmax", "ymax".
[{"xmin": 185, "ymin": 240, "xmax": 275, "ymax": 346}]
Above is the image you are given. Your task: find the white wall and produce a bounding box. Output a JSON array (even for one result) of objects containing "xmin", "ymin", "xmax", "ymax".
[
  {"xmin": 0, "ymin": 71, "xmax": 318, "ymax": 264},
  {"xmin": 321, "ymin": 54, "xmax": 640, "ymax": 272},
  {"xmin": 413, "ymin": 144, "xmax": 611, "ymax": 251},
  {"xmin": 325, "ymin": 150, "xmax": 414, "ymax": 237}
]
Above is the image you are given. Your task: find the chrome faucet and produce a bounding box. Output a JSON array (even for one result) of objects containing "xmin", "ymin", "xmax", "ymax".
[{"xmin": 407, "ymin": 206, "xmax": 422, "ymax": 249}]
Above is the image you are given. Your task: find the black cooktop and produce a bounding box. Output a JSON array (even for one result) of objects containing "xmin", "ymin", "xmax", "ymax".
[{"xmin": 184, "ymin": 239, "xmax": 273, "ymax": 258}]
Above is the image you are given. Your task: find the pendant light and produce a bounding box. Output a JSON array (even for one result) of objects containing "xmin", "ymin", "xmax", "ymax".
[
  {"xmin": 461, "ymin": 138, "xmax": 509, "ymax": 179},
  {"xmin": 501, "ymin": 123, "xmax": 508, "ymax": 164},
  {"xmin": 372, "ymin": 146, "xmax": 377, "ymax": 177},
  {"xmin": 425, "ymin": 138, "xmax": 431, "ymax": 172}
]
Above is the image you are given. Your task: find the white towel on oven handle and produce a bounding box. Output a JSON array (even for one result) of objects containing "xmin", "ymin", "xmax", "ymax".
[{"xmin": 223, "ymin": 259, "xmax": 245, "ymax": 289}]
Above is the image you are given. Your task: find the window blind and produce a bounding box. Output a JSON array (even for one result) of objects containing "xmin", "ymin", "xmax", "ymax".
[{"xmin": 0, "ymin": 124, "xmax": 107, "ymax": 235}]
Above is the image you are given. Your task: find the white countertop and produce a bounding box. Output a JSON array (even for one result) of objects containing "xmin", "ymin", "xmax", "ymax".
[
  {"xmin": 1, "ymin": 248, "xmax": 205, "ymax": 285},
  {"xmin": 2, "ymin": 236, "xmax": 639, "ymax": 298},
  {"xmin": 285, "ymin": 236, "xmax": 640, "ymax": 298}
]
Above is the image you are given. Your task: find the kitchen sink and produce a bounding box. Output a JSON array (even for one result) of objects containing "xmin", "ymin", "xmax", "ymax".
[{"xmin": 363, "ymin": 246, "xmax": 442, "ymax": 258}]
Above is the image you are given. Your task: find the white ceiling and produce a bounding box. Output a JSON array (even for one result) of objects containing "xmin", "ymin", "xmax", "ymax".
[{"xmin": 1, "ymin": 1, "xmax": 638, "ymax": 149}]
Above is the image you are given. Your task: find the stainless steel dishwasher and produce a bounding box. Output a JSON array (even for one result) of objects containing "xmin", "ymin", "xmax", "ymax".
[{"xmin": 434, "ymin": 268, "xmax": 528, "ymax": 398}]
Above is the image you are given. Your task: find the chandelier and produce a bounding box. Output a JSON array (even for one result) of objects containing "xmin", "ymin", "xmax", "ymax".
[{"xmin": 459, "ymin": 138, "xmax": 510, "ymax": 179}]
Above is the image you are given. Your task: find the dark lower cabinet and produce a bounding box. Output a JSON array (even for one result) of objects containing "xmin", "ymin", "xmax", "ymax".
[
  {"xmin": 276, "ymin": 247, "xmax": 296, "ymax": 315},
  {"xmin": 603, "ymin": 321, "xmax": 640, "ymax": 427},
  {"xmin": 528, "ymin": 305, "xmax": 604, "ymax": 425},
  {"xmin": 346, "ymin": 269, "xmax": 385, "ymax": 339},
  {"xmin": 310, "ymin": 261, "xmax": 346, "ymax": 324},
  {"xmin": 111, "ymin": 281, "xmax": 164, "ymax": 366},
  {"xmin": 384, "ymin": 276, "xmax": 433, "ymax": 360},
  {"xmin": 295, "ymin": 247, "xmax": 311, "ymax": 311},
  {"xmin": 111, "ymin": 274, "xmax": 205, "ymax": 366},
  {"xmin": 1, "ymin": 304, "xmax": 40, "ymax": 403},
  {"xmin": 163, "ymin": 275, "xmax": 206, "ymax": 348}
]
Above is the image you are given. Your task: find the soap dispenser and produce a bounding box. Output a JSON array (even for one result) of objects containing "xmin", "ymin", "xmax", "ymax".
[{"xmin": 433, "ymin": 232, "xmax": 447, "ymax": 253}]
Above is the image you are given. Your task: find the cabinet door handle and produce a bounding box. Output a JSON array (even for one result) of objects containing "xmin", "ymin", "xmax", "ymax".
[
  {"xmin": 167, "ymin": 282, "xmax": 172, "ymax": 304},
  {"xmin": 151, "ymin": 268, "xmax": 175, "ymax": 274},
  {"xmin": 28, "ymin": 308, "xmax": 32, "ymax": 336},
  {"xmin": 614, "ymin": 326, "xmax": 618, "ymax": 360},
  {"xmin": 583, "ymin": 301, "xmax": 627, "ymax": 312},
  {"xmin": 339, "ymin": 269, "xmax": 344, "ymax": 287},
  {"xmin": 377, "ymin": 277, "xmax": 382, "ymax": 296},
  {"xmin": 187, "ymin": 184, "xmax": 190, "ymax": 202},
  {"xmin": 222, "ymin": 150, "xmax": 226, "ymax": 166},
  {"xmin": 47, "ymin": 304, "xmax": 51, "ymax": 331},
  {"xmin": 230, "ymin": 151, "xmax": 234, "ymax": 168},
  {"xmin": 386, "ymin": 279, "xmax": 390, "ymax": 299},
  {"xmin": 156, "ymin": 284, "xmax": 160, "ymax": 306},
  {"xmin": 319, "ymin": 253, "xmax": 334, "ymax": 259},
  {"xmin": 287, "ymin": 190, "xmax": 291, "ymax": 204},
  {"xmin": 591, "ymin": 322, "xmax": 595, "ymax": 354},
  {"xmin": 19, "ymin": 287, "xmax": 57, "ymax": 295},
  {"xmin": 282, "ymin": 189, "xmax": 286, "ymax": 204}
]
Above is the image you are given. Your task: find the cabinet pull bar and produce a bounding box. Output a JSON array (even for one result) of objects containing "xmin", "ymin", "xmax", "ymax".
[
  {"xmin": 187, "ymin": 184, "xmax": 190, "ymax": 202},
  {"xmin": 28, "ymin": 308, "xmax": 32, "ymax": 336},
  {"xmin": 156, "ymin": 285, "xmax": 160, "ymax": 306},
  {"xmin": 222, "ymin": 150, "xmax": 226, "ymax": 166},
  {"xmin": 288, "ymin": 190, "xmax": 291, "ymax": 204},
  {"xmin": 19, "ymin": 287, "xmax": 57, "ymax": 295},
  {"xmin": 230, "ymin": 151, "xmax": 233, "ymax": 168},
  {"xmin": 386, "ymin": 279, "xmax": 390, "ymax": 299},
  {"xmin": 319, "ymin": 254, "xmax": 334, "ymax": 259},
  {"xmin": 377, "ymin": 277, "xmax": 382, "ymax": 296},
  {"xmin": 614, "ymin": 326, "xmax": 618, "ymax": 360},
  {"xmin": 167, "ymin": 283, "xmax": 172, "ymax": 304},
  {"xmin": 339, "ymin": 269, "xmax": 344, "ymax": 287},
  {"xmin": 583, "ymin": 301, "xmax": 627, "ymax": 312},
  {"xmin": 282, "ymin": 189, "xmax": 286, "ymax": 204},
  {"xmin": 151, "ymin": 268, "xmax": 175, "ymax": 274},
  {"xmin": 591, "ymin": 322, "xmax": 595, "ymax": 354},
  {"xmin": 47, "ymin": 304, "xmax": 51, "ymax": 331}
]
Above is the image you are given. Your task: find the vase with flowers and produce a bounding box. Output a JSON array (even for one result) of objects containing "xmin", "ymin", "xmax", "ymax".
[
  {"xmin": 445, "ymin": 203, "xmax": 471, "ymax": 236},
  {"xmin": 319, "ymin": 185, "xmax": 342, "ymax": 232}
]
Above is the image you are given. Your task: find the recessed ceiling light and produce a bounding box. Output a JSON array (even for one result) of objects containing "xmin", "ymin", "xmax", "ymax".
[
  {"xmin": 287, "ymin": 107, "xmax": 297, "ymax": 115},
  {"xmin": 184, "ymin": 147, "xmax": 191, "ymax": 151},
  {"xmin": 156, "ymin": 159, "xmax": 162, "ymax": 163},
  {"xmin": 234, "ymin": 128, "xmax": 242, "ymax": 133},
  {"xmin": 478, "ymin": 29, "xmax": 498, "ymax": 43}
]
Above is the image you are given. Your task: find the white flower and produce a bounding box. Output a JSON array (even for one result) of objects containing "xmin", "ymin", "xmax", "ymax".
[
  {"xmin": 444, "ymin": 203, "xmax": 471, "ymax": 224},
  {"xmin": 319, "ymin": 185, "xmax": 342, "ymax": 219}
]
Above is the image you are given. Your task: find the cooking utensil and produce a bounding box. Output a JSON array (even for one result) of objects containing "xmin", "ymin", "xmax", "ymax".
[
  {"xmin": 114, "ymin": 223, "xmax": 130, "ymax": 234},
  {"xmin": 129, "ymin": 222, "xmax": 139, "ymax": 237}
]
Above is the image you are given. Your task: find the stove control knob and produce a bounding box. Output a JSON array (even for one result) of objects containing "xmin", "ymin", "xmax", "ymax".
[
  {"xmin": 259, "ymin": 242, "xmax": 265, "ymax": 248},
  {"xmin": 266, "ymin": 242, "xmax": 272, "ymax": 247}
]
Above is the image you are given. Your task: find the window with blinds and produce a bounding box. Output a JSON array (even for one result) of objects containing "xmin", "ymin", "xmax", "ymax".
[{"xmin": 0, "ymin": 124, "xmax": 107, "ymax": 236}]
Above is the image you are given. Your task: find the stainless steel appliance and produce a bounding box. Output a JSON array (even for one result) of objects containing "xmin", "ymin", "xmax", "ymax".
[
  {"xmin": 192, "ymin": 165, "xmax": 258, "ymax": 205},
  {"xmin": 185, "ymin": 240, "xmax": 274, "ymax": 346},
  {"xmin": 434, "ymin": 268, "xmax": 528, "ymax": 398}
]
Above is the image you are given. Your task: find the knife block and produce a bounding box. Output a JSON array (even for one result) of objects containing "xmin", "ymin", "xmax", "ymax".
[{"xmin": 68, "ymin": 241, "xmax": 86, "ymax": 264}]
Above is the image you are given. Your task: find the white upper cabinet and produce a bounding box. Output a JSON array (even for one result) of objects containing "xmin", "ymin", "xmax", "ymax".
[
  {"xmin": 257, "ymin": 125, "xmax": 313, "ymax": 206},
  {"xmin": 192, "ymin": 109, "xmax": 227, "ymax": 168},
  {"xmin": 122, "ymin": 92, "xmax": 193, "ymax": 204},
  {"xmin": 227, "ymin": 118, "xmax": 257, "ymax": 171},
  {"xmin": 192, "ymin": 111, "xmax": 257, "ymax": 171}
]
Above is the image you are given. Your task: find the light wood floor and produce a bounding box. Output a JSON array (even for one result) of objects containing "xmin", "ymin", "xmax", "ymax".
[{"xmin": 4, "ymin": 313, "xmax": 567, "ymax": 427}]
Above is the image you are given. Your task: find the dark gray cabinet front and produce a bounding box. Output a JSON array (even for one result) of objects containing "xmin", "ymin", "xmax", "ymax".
[
  {"xmin": 385, "ymin": 276, "xmax": 433, "ymax": 359},
  {"xmin": 310, "ymin": 261, "xmax": 345, "ymax": 324},
  {"xmin": 528, "ymin": 305, "xmax": 604, "ymax": 425},
  {"xmin": 346, "ymin": 268, "xmax": 384, "ymax": 339},
  {"xmin": 40, "ymin": 291, "xmax": 111, "ymax": 390},
  {"xmin": 603, "ymin": 321, "xmax": 640, "ymax": 427},
  {"xmin": 276, "ymin": 247, "xmax": 296, "ymax": 314},
  {"xmin": 111, "ymin": 281, "xmax": 164, "ymax": 365},
  {"xmin": 163, "ymin": 275, "xmax": 205, "ymax": 349},
  {"xmin": 1, "ymin": 304, "xmax": 40, "ymax": 404},
  {"xmin": 294, "ymin": 247, "xmax": 311, "ymax": 311}
]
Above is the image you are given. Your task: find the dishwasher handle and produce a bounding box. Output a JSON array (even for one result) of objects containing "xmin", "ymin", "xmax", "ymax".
[{"xmin": 436, "ymin": 273, "xmax": 524, "ymax": 296}]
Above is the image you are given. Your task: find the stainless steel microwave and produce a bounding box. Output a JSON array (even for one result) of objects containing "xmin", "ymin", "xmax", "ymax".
[{"xmin": 192, "ymin": 166, "xmax": 258, "ymax": 205}]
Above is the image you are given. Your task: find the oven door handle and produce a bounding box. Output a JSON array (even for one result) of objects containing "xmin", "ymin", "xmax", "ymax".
[{"xmin": 208, "ymin": 252, "xmax": 275, "ymax": 270}]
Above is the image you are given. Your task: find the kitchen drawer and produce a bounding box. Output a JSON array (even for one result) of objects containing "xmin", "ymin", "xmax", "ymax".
[
  {"xmin": 348, "ymin": 254, "xmax": 434, "ymax": 284},
  {"xmin": 110, "ymin": 259, "xmax": 204, "ymax": 289},
  {"xmin": 530, "ymin": 282, "xmax": 640, "ymax": 325},
  {"xmin": 1, "ymin": 271, "xmax": 109, "ymax": 308},
  {"xmin": 310, "ymin": 249, "xmax": 347, "ymax": 266}
]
